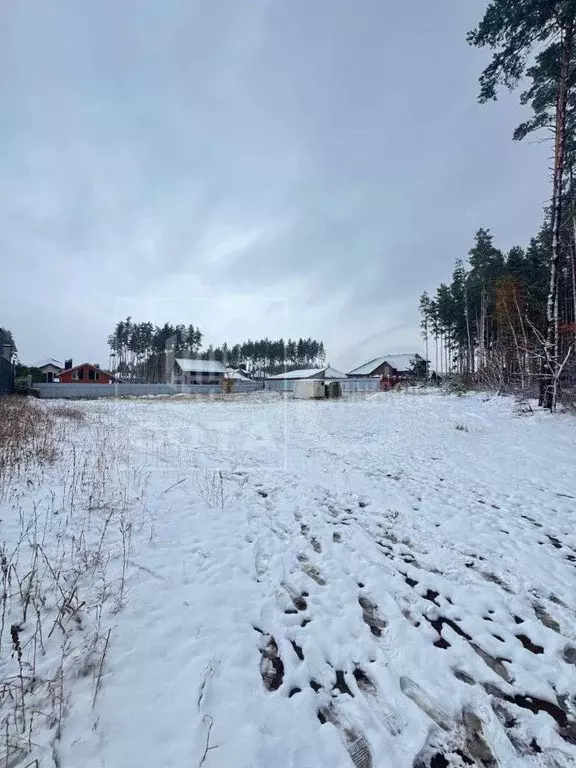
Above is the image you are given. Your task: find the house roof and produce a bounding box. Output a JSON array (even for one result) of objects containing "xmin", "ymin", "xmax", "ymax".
[
  {"xmin": 32, "ymin": 358, "xmax": 63, "ymax": 370},
  {"xmin": 224, "ymin": 367, "xmax": 251, "ymax": 381},
  {"xmin": 175, "ymin": 358, "xmax": 226, "ymax": 374},
  {"xmin": 268, "ymin": 366, "xmax": 346, "ymax": 380},
  {"xmin": 268, "ymin": 368, "xmax": 323, "ymax": 380},
  {"xmin": 322, "ymin": 366, "xmax": 347, "ymax": 379},
  {"xmin": 347, "ymin": 354, "xmax": 418, "ymax": 376},
  {"xmin": 60, "ymin": 362, "xmax": 119, "ymax": 381}
]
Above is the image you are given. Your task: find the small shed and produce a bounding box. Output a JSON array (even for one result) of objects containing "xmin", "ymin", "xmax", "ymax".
[{"xmin": 175, "ymin": 359, "xmax": 226, "ymax": 385}]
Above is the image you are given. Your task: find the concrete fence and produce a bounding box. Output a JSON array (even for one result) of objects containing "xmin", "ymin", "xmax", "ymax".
[
  {"xmin": 32, "ymin": 378, "xmax": 379, "ymax": 399},
  {"xmin": 263, "ymin": 378, "xmax": 379, "ymax": 393},
  {"xmin": 33, "ymin": 381, "xmax": 264, "ymax": 399}
]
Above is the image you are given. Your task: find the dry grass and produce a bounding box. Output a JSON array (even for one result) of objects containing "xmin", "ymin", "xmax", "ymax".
[
  {"xmin": 0, "ymin": 397, "xmax": 146, "ymax": 766},
  {"xmin": 559, "ymin": 387, "xmax": 576, "ymax": 413},
  {"xmin": 0, "ymin": 397, "xmax": 59, "ymax": 493},
  {"xmin": 49, "ymin": 404, "xmax": 86, "ymax": 422}
]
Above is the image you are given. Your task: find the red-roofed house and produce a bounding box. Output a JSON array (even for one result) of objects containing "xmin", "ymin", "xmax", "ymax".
[{"xmin": 57, "ymin": 363, "xmax": 119, "ymax": 384}]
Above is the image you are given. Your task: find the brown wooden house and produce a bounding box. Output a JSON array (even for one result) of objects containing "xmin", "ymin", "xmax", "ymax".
[{"xmin": 58, "ymin": 363, "xmax": 119, "ymax": 384}]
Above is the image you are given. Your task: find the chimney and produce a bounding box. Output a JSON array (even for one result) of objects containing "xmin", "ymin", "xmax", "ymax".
[
  {"xmin": 64, "ymin": 359, "xmax": 73, "ymax": 370},
  {"xmin": 94, "ymin": 363, "xmax": 100, "ymax": 369}
]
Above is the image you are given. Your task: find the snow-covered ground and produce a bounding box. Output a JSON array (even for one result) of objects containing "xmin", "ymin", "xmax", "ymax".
[{"xmin": 2, "ymin": 391, "xmax": 576, "ymax": 767}]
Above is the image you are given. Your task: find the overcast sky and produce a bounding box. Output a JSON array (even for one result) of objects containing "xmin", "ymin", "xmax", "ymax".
[{"xmin": 1, "ymin": 0, "xmax": 550, "ymax": 370}]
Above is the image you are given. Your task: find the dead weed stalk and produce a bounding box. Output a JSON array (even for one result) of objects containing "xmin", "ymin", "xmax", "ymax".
[{"xmin": 0, "ymin": 400, "xmax": 147, "ymax": 765}]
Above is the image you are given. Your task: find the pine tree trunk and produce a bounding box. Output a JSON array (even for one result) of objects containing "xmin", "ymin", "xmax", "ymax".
[
  {"xmin": 543, "ymin": 19, "xmax": 574, "ymax": 410},
  {"xmin": 424, "ymin": 320, "xmax": 429, "ymax": 381},
  {"xmin": 478, "ymin": 291, "xmax": 486, "ymax": 372},
  {"xmin": 572, "ymin": 216, "xmax": 576, "ymax": 348},
  {"xmin": 464, "ymin": 281, "xmax": 473, "ymax": 375}
]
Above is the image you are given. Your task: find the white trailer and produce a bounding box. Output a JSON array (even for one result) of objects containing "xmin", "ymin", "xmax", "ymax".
[{"xmin": 293, "ymin": 380, "xmax": 326, "ymax": 399}]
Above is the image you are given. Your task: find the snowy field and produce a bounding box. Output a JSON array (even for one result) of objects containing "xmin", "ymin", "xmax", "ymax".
[{"xmin": 1, "ymin": 391, "xmax": 576, "ymax": 767}]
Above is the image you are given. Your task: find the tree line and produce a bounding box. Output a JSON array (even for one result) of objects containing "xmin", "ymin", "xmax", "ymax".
[
  {"xmin": 107, "ymin": 319, "xmax": 203, "ymax": 382},
  {"xmin": 423, "ymin": 0, "xmax": 576, "ymax": 409},
  {"xmin": 198, "ymin": 338, "xmax": 326, "ymax": 374},
  {"xmin": 418, "ymin": 224, "xmax": 565, "ymax": 388},
  {"xmin": 107, "ymin": 317, "xmax": 326, "ymax": 381}
]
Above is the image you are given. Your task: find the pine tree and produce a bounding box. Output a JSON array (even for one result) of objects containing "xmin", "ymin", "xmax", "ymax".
[
  {"xmin": 419, "ymin": 293, "xmax": 431, "ymax": 378},
  {"xmin": 468, "ymin": 0, "xmax": 576, "ymax": 408},
  {"xmin": 450, "ymin": 261, "xmax": 473, "ymax": 374},
  {"xmin": 0, "ymin": 327, "xmax": 17, "ymax": 357}
]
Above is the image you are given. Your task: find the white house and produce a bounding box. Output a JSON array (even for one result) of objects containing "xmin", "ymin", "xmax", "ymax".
[{"xmin": 32, "ymin": 358, "xmax": 64, "ymax": 382}]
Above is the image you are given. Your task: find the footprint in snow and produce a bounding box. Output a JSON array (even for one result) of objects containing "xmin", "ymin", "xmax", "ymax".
[
  {"xmin": 411, "ymin": 705, "xmax": 497, "ymax": 768},
  {"xmin": 297, "ymin": 555, "xmax": 326, "ymax": 586},
  {"xmin": 281, "ymin": 585, "xmax": 308, "ymax": 612},
  {"xmin": 482, "ymin": 681, "xmax": 576, "ymax": 745},
  {"xmin": 400, "ymin": 677, "xmax": 452, "ymax": 732},
  {"xmin": 259, "ymin": 636, "xmax": 284, "ymax": 692},
  {"xmin": 479, "ymin": 570, "xmax": 513, "ymax": 593},
  {"xmin": 310, "ymin": 537, "xmax": 322, "ymax": 553},
  {"xmin": 358, "ymin": 595, "xmax": 387, "ymax": 637},
  {"xmin": 534, "ymin": 603, "xmax": 561, "ymax": 633},
  {"xmin": 317, "ymin": 705, "xmax": 373, "ymax": 768},
  {"xmin": 352, "ymin": 668, "xmax": 405, "ymax": 736},
  {"xmin": 461, "ymin": 706, "xmax": 498, "ymax": 768}
]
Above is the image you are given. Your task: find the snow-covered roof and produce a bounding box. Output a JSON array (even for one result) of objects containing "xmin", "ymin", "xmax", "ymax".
[
  {"xmin": 348, "ymin": 354, "xmax": 418, "ymax": 376},
  {"xmin": 225, "ymin": 367, "xmax": 250, "ymax": 381},
  {"xmin": 268, "ymin": 366, "xmax": 346, "ymax": 380},
  {"xmin": 323, "ymin": 366, "xmax": 347, "ymax": 379},
  {"xmin": 32, "ymin": 358, "xmax": 63, "ymax": 370},
  {"xmin": 175, "ymin": 359, "xmax": 226, "ymax": 374},
  {"xmin": 268, "ymin": 368, "xmax": 323, "ymax": 380}
]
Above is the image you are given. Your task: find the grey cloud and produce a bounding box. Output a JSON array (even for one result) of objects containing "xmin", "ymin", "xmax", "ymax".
[{"xmin": 0, "ymin": 0, "xmax": 550, "ymax": 366}]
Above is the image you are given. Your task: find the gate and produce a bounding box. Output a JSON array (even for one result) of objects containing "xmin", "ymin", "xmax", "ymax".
[{"xmin": 0, "ymin": 352, "xmax": 14, "ymax": 395}]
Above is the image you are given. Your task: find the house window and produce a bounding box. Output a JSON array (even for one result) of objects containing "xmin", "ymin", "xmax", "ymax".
[
  {"xmin": 78, "ymin": 368, "xmax": 84, "ymax": 380},
  {"xmin": 89, "ymin": 368, "xmax": 95, "ymax": 380},
  {"xmin": 72, "ymin": 370, "xmax": 79, "ymax": 381}
]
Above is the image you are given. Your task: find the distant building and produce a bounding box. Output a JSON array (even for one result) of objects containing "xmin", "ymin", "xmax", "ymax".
[
  {"xmin": 174, "ymin": 359, "xmax": 226, "ymax": 385},
  {"xmin": 224, "ymin": 367, "xmax": 251, "ymax": 381},
  {"xmin": 268, "ymin": 366, "xmax": 346, "ymax": 381},
  {"xmin": 32, "ymin": 358, "xmax": 64, "ymax": 382},
  {"xmin": 347, "ymin": 354, "xmax": 419, "ymax": 378},
  {"xmin": 58, "ymin": 363, "xmax": 119, "ymax": 384}
]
